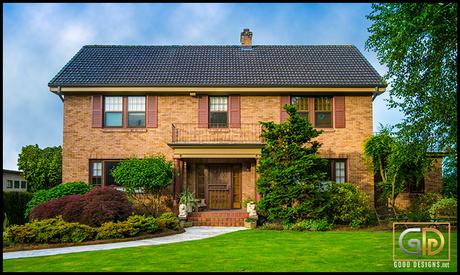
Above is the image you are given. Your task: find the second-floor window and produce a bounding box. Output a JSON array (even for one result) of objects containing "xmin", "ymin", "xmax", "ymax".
[
  {"xmin": 209, "ymin": 96, "xmax": 228, "ymax": 128},
  {"xmin": 103, "ymin": 96, "xmax": 146, "ymax": 128},
  {"xmin": 315, "ymin": 96, "xmax": 333, "ymax": 128},
  {"xmin": 127, "ymin": 96, "xmax": 146, "ymax": 127},
  {"xmin": 291, "ymin": 96, "xmax": 309, "ymax": 120},
  {"xmin": 104, "ymin": 96, "xmax": 123, "ymax": 127}
]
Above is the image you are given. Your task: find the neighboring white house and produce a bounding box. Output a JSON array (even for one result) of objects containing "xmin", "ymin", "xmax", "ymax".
[{"xmin": 3, "ymin": 169, "xmax": 27, "ymax": 192}]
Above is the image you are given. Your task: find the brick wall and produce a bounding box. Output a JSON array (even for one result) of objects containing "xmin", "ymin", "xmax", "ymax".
[
  {"xmin": 63, "ymin": 94, "xmax": 374, "ymax": 202},
  {"xmin": 395, "ymin": 157, "xmax": 444, "ymax": 210}
]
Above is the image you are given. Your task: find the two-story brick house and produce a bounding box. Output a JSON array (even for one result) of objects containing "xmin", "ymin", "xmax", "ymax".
[{"xmin": 48, "ymin": 29, "xmax": 441, "ymax": 224}]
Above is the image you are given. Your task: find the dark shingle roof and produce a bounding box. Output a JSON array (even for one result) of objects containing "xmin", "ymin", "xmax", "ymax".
[{"xmin": 48, "ymin": 45, "xmax": 386, "ymax": 88}]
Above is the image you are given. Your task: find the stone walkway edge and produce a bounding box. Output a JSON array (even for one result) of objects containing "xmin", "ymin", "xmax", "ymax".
[{"xmin": 3, "ymin": 226, "xmax": 247, "ymax": 260}]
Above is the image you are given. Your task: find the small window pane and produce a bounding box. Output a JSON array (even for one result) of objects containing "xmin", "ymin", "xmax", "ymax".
[
  {"xmin": 105, "ymin": 96, "xmax": 123, "ymax": 111},
  {"xmin": 209, "ymin": 97, "xmax": 228, "ymax": 111},
  {"xmin": 92, "ymin": 177, "xmax": 102, "ymax": 185},
  {"xmin": 292, "ymin": 96, "xmax": 309, "ymax": 111},
  {"xmin": 128, "ymin": 112, "xmax": 146, "ymax": 127},
  {"xmin": 128, "ymin": 97, "xmax": 145, "ymax": 112},
  {"xmin": 21, "ymin": 181, "xmax": 26, "ymax": 189},
  {"xmin": 105, "ymin": 113, "xmax": 123, "ymax": 127},
  {"xmin": 92, "ymin": 162, "xmax": 102, "ymax": 177},
  {"xmin": 14, "ymin": 180, "xmax": 20, "ymax": 188},
  {"xmin": 209, "ymin": 112, "xmax": 228, "ymax": 128},
  {"xmin": 6, "ymin": 180, "xmax": 13, "ymax": 188},
  {"xmin": 315, "ymin": 112, "xmax": 332, "ymax": 128}
]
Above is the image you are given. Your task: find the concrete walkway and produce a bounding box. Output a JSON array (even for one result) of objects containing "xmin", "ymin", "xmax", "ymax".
[{"xmin": 3, "ymin": 226, "xmax": 247, "ymax": 260}]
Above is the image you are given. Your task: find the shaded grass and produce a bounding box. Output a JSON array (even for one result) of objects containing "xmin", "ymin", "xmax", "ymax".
[{"xmin": 3, "ymin": 230, "xmax": 457, "ymax": 272}]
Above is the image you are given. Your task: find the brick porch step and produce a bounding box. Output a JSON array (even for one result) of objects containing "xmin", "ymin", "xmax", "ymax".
[{"xmin": 188, "ymin": 210, "xmax": 249, "ymax": 227}]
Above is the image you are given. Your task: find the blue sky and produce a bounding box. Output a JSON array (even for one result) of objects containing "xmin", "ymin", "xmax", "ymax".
[{"xmin": 2, "ymin": 3, "xmax": 404, "ymax": 170}]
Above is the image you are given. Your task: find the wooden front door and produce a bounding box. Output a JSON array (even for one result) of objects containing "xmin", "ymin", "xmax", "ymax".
[{"xmin": 208, "ymin": 165, "xmax": 232, "ymax": 209}]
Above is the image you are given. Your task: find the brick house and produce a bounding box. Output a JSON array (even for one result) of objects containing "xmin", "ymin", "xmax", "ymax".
[{"xmin": 48, "ymin": 29, "xmax": 441, "ymax": 224}]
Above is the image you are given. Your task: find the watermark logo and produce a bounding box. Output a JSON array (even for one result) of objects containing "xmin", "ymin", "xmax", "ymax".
[{"xmin": 393, "ymin": 222, "xmax": 451, "ymax": 269}]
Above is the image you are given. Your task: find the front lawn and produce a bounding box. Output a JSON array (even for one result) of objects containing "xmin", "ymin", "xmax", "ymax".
[{"xmin": 3, "ymin": 230, "xmax": 457, "ymax": 272}]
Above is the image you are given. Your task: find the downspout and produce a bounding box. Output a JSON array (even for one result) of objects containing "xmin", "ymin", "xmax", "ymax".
[
  {"xmin": 52, "ymin": 86, "xmax": 64, "ymax": 102},
  {"xmin": 371, "ymin": 86, "xmax": 380, "ymax": 102}
]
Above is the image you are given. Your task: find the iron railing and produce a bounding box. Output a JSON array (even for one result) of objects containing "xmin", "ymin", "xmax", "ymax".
[{"xmin": 171, "ymin": 123, "xmax": 263, "ymax": 144}]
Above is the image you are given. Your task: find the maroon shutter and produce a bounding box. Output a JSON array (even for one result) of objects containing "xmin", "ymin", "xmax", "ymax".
[
  {"xmin": 280, "ymin": 96, "xmax": 291, "ymax": 122},
  {"xmin": 229, "ymin": 95, "xmax": 241, "ymax": 128},
  {"xmin": 146, "ymin": 95, "xmax": 158, "ymax": 128},
  {"xmin": 198, "ymin": 95, "xmax": 209, "ymax": 128},
  {"xmin": 92, "ymin": 95, "xmax": 103, "ymax": 128},
  {"xmin": 334, "ymin": 96, "xmax": 345, "ymax": 128}
]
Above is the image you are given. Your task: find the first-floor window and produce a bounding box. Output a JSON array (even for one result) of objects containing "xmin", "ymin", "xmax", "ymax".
[
  {"xmin": 6, "ymin": 180, "xmax": 13, "ymax": 188},
  {"xmin": 104, "ymin": 161, "xmax": 121, "ymax": 186},
  {"xmin": 89, "ymin": 160, "xmax": 121, "ymax": 186},
  {"xmin": 90, "ymin": 161, "xmax": 102, "ymax": 185},
  {"xmin": 21, "ymin": 181, "xmax": 27, "ymax": 189},
  {"xmin": 14, "ymin": 180, "xmax": 20, "ymax": 188},
  {"xmin": 407, "ymin": 177, "xmax": 425, "ymax": 193},
  {"xmin": 327, "ymin": 159, "xmax": 347, "ymax": 183}
]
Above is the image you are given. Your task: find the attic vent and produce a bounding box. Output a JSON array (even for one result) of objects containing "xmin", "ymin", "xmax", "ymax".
[{"xmin": 240, "ymin": 28, "xmax": 252, "ymax": 50}]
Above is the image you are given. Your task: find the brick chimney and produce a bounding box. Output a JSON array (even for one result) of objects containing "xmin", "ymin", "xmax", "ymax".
[{"xmin": 240, "ymin": 28, "xmax": 252, "ymax": 49}]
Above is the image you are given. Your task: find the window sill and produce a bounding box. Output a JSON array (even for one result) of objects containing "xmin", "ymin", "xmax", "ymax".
[
  {"xmin": 316, "ymin": 128, "xmax": 336, "ymax": 132},
  {"xmin": 102, "ymin": 128, "xmax": 148, "ymax": 133}
]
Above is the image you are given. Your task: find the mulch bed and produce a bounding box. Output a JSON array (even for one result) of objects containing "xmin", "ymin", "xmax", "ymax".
[{"xmin": 3, "ymin": 228, "xmax": 186, "ymax": 253}]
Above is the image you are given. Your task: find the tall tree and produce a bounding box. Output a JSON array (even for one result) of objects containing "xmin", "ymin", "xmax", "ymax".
[
  {"xmin": 366, "ymin": 3, "xmax": 457, "ymax": 154},
  {"xmin": 256, "ymin": 105, "xmax": 328, "ymax": 223},
  {"xmin": 366, "ymin": 3, "xmax": 457, "ymax": 194},
  {"xmin": 17, "ymin": 145, "xmax": 62, "ymax": 192}
]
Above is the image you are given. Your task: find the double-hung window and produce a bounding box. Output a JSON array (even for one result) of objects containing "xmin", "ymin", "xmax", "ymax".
[
  {"xmin": 14, "ymin": 180, "xmax": 20, "ymax": 189},
  {"xmin": 127, "ymin": 96, "xmax": 146, "ymax": 127},
  {"xmin": 209, "ymin": 96, "xmax": 228, "ymax": 128},
  {"xmin": 104, "ymin": 96, "xmax": 123, "ymax": 127},
  {"xmin": 327, "ymin": 159, "xmax": 347, "ymax": 183},
  {"xmin": 291, "ymin": 96, "xmax": 309, "ymax": 121},
  {"xmin": 6, "ymin": 180, "xmax": 13, "ymax": 189},
  {"xmin": 315, "ymin": 96, "xmax": 333, "ymax": 128}
]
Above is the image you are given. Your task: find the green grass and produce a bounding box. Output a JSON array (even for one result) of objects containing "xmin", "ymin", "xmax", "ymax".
[{"xmin": 3, "ymin": 230, "xmax": 457, "ymax": 272}]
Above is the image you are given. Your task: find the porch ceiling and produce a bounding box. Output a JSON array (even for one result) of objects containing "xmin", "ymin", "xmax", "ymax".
[{"xmin": 169, "ymin": 144, "xmax": 263, "ymax": 158}]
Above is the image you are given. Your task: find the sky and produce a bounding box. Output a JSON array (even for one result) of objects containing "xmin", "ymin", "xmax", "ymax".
[{"xmin": 2, "ymin": 3, "xmax": 404, "ymax": 170}]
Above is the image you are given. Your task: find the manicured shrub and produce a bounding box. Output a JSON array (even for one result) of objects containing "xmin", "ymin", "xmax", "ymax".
[
  {"xmin": 319, "ymin": 182, "xmax": 375, "ymax": 228},
  {"xmin": 95, "ymin": 221, "xmax": 139, "ymax": 240},
  {"xmin": 29, "ymin": 194, "xmax": 84, "ymax": 222},
  {"xmin": 3, "ymin": 231, "xmax": 13, "ymax": 247},
  {"xmin": 130, "ymin": 193, "xmax": 174, "ymax": 217},
  {"xmin": 111, "ymin": 155, "xmax": 174, "ymax": 194},
  {"xmin": 29, "ymin": 186, "xmax": 134, "ymax": 227},
  {"xmin": 79, "ymin": 186, "xmax": 135, "ymax": 227},
  {"xmin": 3, "ymin": 191, "xmax": 33, "ymax": 225},
  {"xmin": 258, "ymin": 222, "xmax": 284, "ymax": 231},
  {"xmin": 126, "ymin": 215, "xmax": 159, "ymax": 234},
  {"xmin": 287, "ymin": 219, "xmax": 332, "ymax": 231},
  {"xmin": 407, "ymin": 192, "xmax": 443, "ymax": 221},
  {"xmin": 25, "ymin": 181, "xmax": 91, "ymax": 219},
  {"xmin": 5, "ymin": 216, "xmax": 96, "ymax": 244},
  {"xmin": 429, "ymin": 197, "xmax": 457, "ymax": 219},
  {"xmin": 157, "ymin": 212, "xmax": 180, "ymax": 230}
]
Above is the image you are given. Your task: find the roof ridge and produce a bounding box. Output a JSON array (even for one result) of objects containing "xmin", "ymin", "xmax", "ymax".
[{"xmin": 82, "ymin": 44, "xmax": 357, "ymax": 47}]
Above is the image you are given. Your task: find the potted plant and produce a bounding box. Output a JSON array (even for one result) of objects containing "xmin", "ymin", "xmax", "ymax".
[
  {"xmin": 244, "ymin": 217, "xmax": 257, "ymax": 229},
  {"xmin": 179, "ymin": 189, "xmax": 197, "ymax": 213}
]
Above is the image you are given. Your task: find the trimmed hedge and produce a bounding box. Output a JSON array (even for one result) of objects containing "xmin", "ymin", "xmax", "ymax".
[
  {"xmin": 3, "ymin": 191, "xmax": 34, "ymax": 225},
  {"xmin": 25, "ymin": 181, "xmax": 91, "ymax": 219},
  {"xmin": 3, "ymin": 213, "xmax": 179, "ymax": 246},
  {"xmin": 4, "ymin": 216, "xmax": 95, "ymax": 245},
  {"xmin": 429, "ymin": 197, "xmax": 457, "ymax": 219},
  {"xmin": 286, "ymin": 219, "xmax": 332, "ymax": 231}
]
